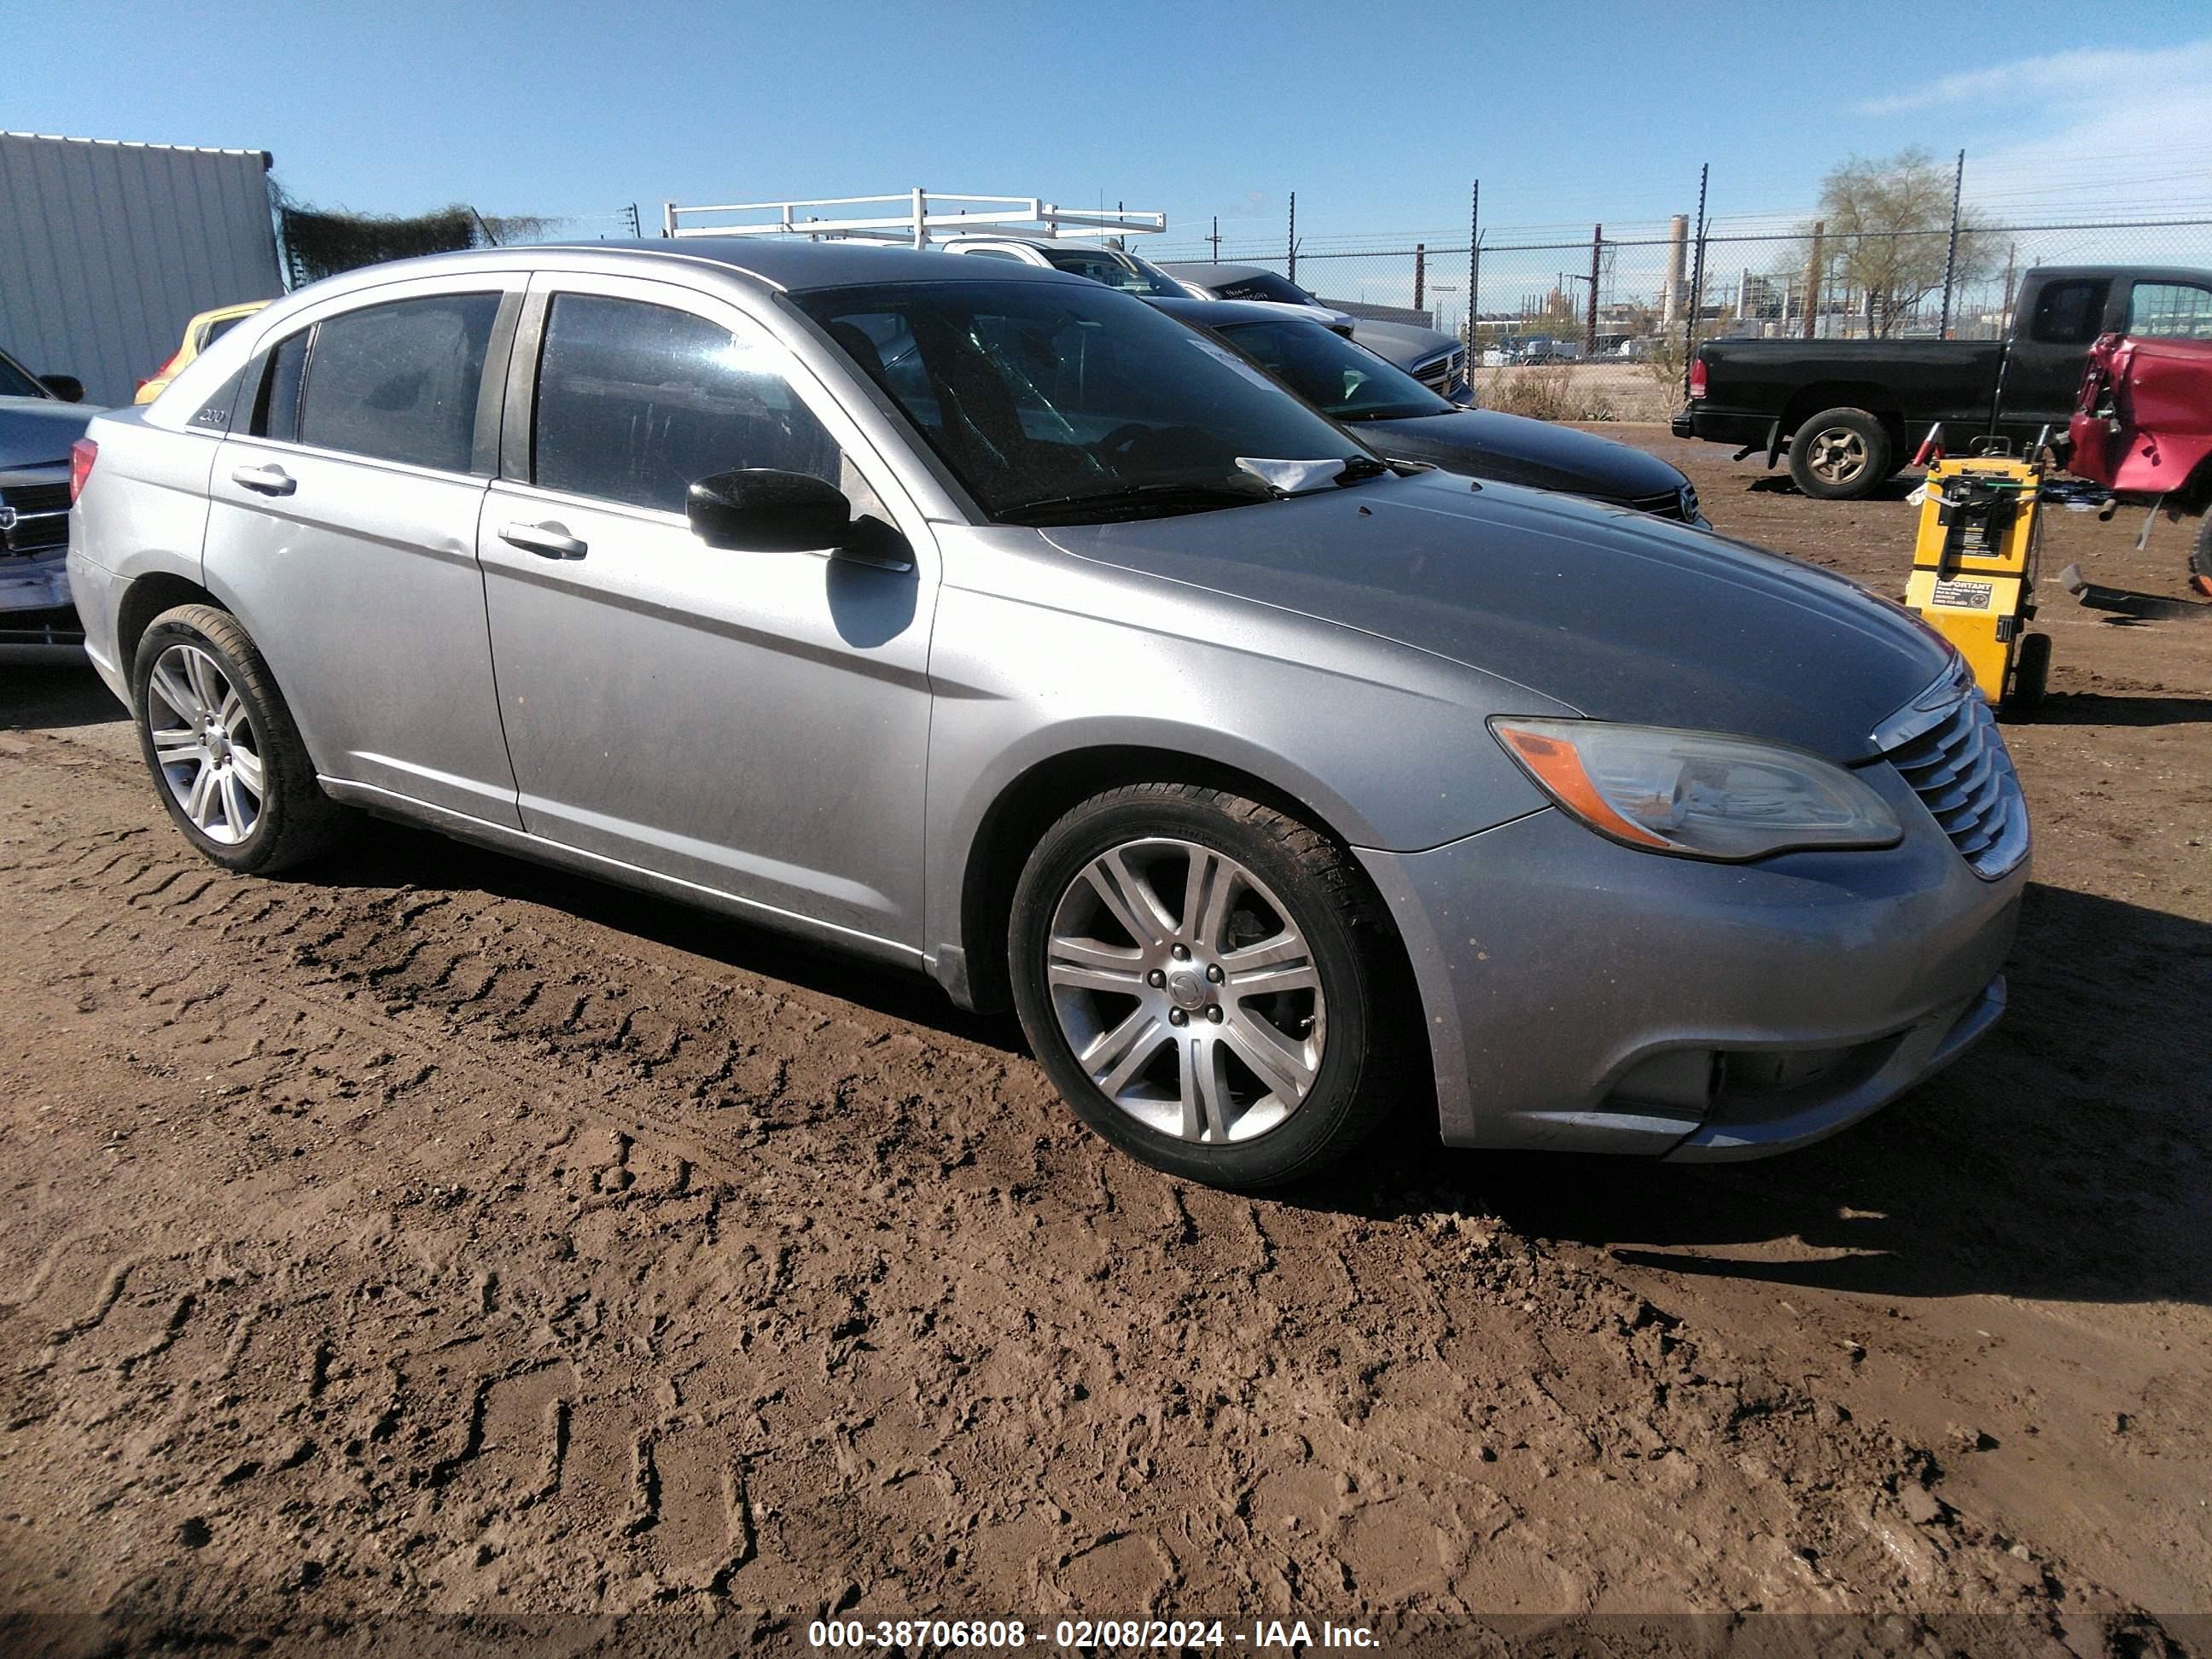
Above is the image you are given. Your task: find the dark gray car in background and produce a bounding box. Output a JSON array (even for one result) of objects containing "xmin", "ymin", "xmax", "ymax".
[
  {"xmin": 1161, "ymin": 261, "xmax": 1471, "ymax": 401},
  {"xmin": 69, "ymin": 241, "xmax": 2025, "ymax": 1188},
  {"xmin": 1, "ymin": 341, "xmax": 98, "ymax": 653},
  {"xmin": 1152, "ymin": 299, "xmax": 1704, "ymax": 524}
]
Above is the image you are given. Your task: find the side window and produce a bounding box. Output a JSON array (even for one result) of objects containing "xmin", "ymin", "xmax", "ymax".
[
  {"xmin": 2028, "ymin": 280, "xmax": 2110, "ymax": 346},
  {"xmin": 533, "ymin": 293, "xmax": 865, "ymax": 516},
  {"xmin": 295, "ymin": 293, "xmax": 500, "ymax": 471},
  {"xmin": 2127, "ymin": 282, "xmax": 2212, "ymax": 341},
  {"xmin": 258, "ymin": 330, "xmax": 308, "ymax": 443}
]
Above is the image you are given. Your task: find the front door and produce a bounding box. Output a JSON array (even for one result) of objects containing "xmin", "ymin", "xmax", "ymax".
[
  {"xmin": 203, "ymin": 276, "xmax": 523, "ymax": 826},
  {"xmin": 477, "ymin": 274, "xmax": 938, "ymax": 946}
]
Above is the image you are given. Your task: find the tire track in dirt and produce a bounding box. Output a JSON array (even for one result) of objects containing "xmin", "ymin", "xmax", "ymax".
[{"xmin": 0, "ymin": 721, "xmax": 2175, "ymax": 1642}]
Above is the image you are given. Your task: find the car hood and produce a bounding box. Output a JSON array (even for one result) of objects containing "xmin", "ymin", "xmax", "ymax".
[
  {"xmin": 0, "ymin": 397, "xmax": 99, "ymax": 469},
  {"xmin": 1350, "ymin": 318, "xmax": 1458, "ymax": 370},
  {"xmin": 1355, "ymin": 409, "xmax": 1690, "ymax": 504},
  {"xmin": 1039, "ymin": 469, "xmax": 1950, "ymax": 763}
]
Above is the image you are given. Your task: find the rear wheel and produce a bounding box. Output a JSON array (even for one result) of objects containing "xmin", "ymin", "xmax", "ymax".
[
  {"xmin": 1787, "ymin": 407, "xmax": 1892, "ymax": 500},
  {"xmin": 131, "ymin": 604, "xmax": 347, "ymax": 874},
  {"xmin": 1008, "ymin": 783, "xmax": 1410, "ymax": 1189}
]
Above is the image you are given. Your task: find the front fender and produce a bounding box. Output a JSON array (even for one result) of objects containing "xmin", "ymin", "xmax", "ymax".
[{"xmin": 919, "ymin": 539, "xmax": 1562, "ymax": 997}]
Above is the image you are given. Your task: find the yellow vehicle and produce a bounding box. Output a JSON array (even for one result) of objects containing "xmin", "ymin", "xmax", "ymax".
[
  {"xmin": 134, "ymin": 300, "xmax": 269, "ymax": 404},
  {"xmin": 1904, "ymin": 452, "xmax": 2053, "ymax": 712}
]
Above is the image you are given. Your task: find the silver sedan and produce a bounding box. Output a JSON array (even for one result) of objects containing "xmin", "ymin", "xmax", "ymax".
[{"xmin": 67, "ymin": 241, "xmax": 2026, "ymax": 1187}]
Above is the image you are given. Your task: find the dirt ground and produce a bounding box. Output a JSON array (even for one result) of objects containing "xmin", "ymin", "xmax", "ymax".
[{"xmin": 1, "ymin": 434, "xmax": 2206, "ymax": 1654}]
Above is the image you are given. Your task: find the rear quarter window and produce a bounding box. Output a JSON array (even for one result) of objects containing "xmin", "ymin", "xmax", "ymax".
[{"xmin": 2028, "ymin": 280, "xmax": 2111, "ymax": 346}]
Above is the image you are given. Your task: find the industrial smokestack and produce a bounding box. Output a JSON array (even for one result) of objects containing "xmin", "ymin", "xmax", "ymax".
[{"xmin": 1662, "ymin": 215, "xmax": 1688, "ymax": 328}]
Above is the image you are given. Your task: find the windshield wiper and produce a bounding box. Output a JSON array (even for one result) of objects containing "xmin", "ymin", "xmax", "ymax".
[{"xmin": 997, "ymin": 479, "xmax": 1277, "ymax": 526}]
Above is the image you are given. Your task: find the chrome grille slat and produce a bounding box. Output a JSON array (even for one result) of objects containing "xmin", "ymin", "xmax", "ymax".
[{"xmin": 1879, "ymin": 674, "xmax": 2028, "ymax": 880}]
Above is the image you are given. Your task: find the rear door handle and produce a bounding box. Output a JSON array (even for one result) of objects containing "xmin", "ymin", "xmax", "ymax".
[
  {"xmin": 231, "ymin": 463, "xmax": 296, "ymax": 496},
  {"xmin": 498, "ymin": 521, "xmax": 588, "ymax": 559}
]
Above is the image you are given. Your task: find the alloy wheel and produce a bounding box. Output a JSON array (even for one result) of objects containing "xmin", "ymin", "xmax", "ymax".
[
  {"xmin": 146, "ymin": 643, "xmax": 264, "ymax": 845},
  {"xmin": 1807, "ymin": 427, "xmax": 1868, "ymax": 486},
  {"xmin": 1043, "ymin": 836, "xmax": 1326, "ymax": 1144}
]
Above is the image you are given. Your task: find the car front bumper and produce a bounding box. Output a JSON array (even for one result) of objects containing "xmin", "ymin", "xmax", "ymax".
[
  {"xmin": 1356, "ymin": 763, "xmax": 2026, "ymax": 1159},
  {"xmin": 0, "ymin": 550, "xmax": 85, "ymax": 656}
]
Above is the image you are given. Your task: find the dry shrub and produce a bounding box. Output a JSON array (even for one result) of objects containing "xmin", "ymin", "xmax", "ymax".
[{"xmin": 1481, "ymin": 367, "xmax": 1618, "ymax": 422}]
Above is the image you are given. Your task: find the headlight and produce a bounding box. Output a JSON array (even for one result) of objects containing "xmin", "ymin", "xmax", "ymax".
[{"xmin": 1490, "ymin": 718, "xmax": 1901, "ymax": 861}]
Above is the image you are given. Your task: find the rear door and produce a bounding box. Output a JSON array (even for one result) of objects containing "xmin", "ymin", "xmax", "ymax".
[
  {"xmin": 205, "ymin": 273, "xmax": 524, "ymax": 826},
  {"xmin": 2000, "ymin": 275, "xmax": 2113, "ymax": 435},
  {"xmin": 475, "ymin": 271, "xmax": 939, "ymax": 946}
]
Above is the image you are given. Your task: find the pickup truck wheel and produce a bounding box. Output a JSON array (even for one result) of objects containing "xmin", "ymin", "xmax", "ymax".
[
  {"xmin": 2192, "ymin": 515, "xmax": 2212, "ymax": 597},
  {"xmin": 1788, "ymin": 408, "xmax": 1892, "ymax": 500}
]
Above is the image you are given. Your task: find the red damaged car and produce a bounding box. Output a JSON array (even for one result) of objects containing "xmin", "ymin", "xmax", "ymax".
[{"xmin": 2067, "ymin": 275, "xmax": 2212, "ymax": 595}]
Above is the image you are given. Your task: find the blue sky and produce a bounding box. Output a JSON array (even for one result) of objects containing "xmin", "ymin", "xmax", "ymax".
[{"xmin": 13, "ymin": 0, "xmax": 2212, "ymax": 251}]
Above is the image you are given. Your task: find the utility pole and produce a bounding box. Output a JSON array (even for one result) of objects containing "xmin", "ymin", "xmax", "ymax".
[
  {"xmin": 1939, "ymin": 148, "xmax": 1965, "ymax": 337},
  {"xmin": 622, "ymin": 202, "xmax": 640, "ymax": 238},
  {"xmin": 1683, "ymin": 163, "xmax": 1708, "ymax": 399},
  {"xmin": 2001, "ymin": 241, "xmax": 2018, "ymax": 329},
  {"xmin": 1468, "ymin": 180, "xmax": 1481, "ymax": 353},
  {"xmin": 1802, "ymin": 218, "xmax": 1825, "ymax": 340},
  {"xmin": 1209, "ymin": 215, "xmax": 1220, "ymax": 261},
  {"xmin": 1586, "ymin": 224, "xmax": 1602, "ymax": 358},
  {"xmin": 1414, "ymin": 243, "xmax": 1426, "ymax": 316},
  {"xmin": 1287, "ymin": 192, "xmax": 1296, "ymax": 283}
]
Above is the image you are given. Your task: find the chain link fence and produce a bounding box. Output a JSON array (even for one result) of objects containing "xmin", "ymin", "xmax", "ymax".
[{"xmin": 1150, "ymin": 213, "xmax": 2212, "ymax": 419}]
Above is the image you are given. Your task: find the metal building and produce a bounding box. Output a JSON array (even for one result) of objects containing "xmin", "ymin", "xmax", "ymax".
[{"xmin": 1, "ymin": 131, "xmax": 285, "ymax": 407}]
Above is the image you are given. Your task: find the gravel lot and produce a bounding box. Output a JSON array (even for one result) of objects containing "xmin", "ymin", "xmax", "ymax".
[{"xmin": 2, "ymin": 433, "xmax": 2206, "ymax": 1653}]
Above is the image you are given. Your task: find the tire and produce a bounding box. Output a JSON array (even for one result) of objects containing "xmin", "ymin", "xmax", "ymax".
[
  {"xmin": 2008, "ymin": 632, "xmax": 2052, "ymax": 712},
  {"xmin": 2192, "ymin": 515, "xmax": 2212, "ymax": 598},
  {"xmin": 131, "ymin": 603, "xmax": 348, "ymax": 874},
  {"xmin": 1787, "ymin": 406, "xmax": 1893, "ymax": 500},
  {"xmin": 1008, "ymin": 782, "xmax": 1412, "ymax": 1189}
]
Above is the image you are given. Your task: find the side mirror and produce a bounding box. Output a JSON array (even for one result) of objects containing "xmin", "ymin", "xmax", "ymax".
[
  {"xmin": 40, "ymin": 375, "xmax": 84, "ymax": 404},
  {"xmin": 685, "ymin": 469, "xmax": 851, "ymax": 552}
]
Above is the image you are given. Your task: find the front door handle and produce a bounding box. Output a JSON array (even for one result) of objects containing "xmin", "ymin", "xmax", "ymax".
[
  {"xmin": 231, "ymin": 463, "xmax": 296, "ymax": 496},
  {"xmin": 498, "ymin": 521, "xmax": 588, "ymax": 560}
]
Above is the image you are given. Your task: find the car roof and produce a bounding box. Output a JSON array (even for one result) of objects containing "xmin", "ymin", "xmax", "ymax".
[
  {"xmin": 282, "ymin": 238, "xmax": 1099, "ymax": 305},
  {"xmin": 536, "ymin": 237, "xmax": 1095, "ymax": 291},
  {"xmin": 1146, "ymin": 296, "xmax": 1321, "ymax": 329},
  {"xmin": 1155, "ymin": 262, "xmax": 1276, "ymax": 284}
]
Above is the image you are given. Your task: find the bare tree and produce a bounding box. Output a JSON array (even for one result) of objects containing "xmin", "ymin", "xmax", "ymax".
[{"xmin": 1815, "ymin": 148, "xmax": 1996, "ymax": 337}]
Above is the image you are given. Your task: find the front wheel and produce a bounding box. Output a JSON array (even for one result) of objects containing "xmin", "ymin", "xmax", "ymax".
[
  {"xmin": 131, "ymin": 603, "xmax": 347, "ymax": 874},
  {"xmin": 1008, "ymin": 783, "xmax": 1412, "ymax": 1189},
  {"xmin": 1787, "ymin": 406, "xmax": 1893, "ymax": 500}
]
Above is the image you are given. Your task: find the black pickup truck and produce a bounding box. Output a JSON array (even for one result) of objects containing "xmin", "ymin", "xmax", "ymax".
[{"xmin": 1672, "ymin": 264, "xmax": 2212, "ymax": 498}]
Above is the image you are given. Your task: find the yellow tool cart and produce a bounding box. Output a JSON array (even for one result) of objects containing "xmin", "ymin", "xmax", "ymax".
[{"xmin": 1904, "ymin": 451, "xmax": 2053, "ymax": 712}]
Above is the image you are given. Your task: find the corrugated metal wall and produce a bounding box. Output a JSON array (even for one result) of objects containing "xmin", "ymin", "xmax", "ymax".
[{"xmin": 0, "ymin": 132, "xmax": 284, "ymax": 408}]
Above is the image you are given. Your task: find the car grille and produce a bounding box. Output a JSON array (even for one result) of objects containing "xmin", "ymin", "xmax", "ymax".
[
  {"xmin": 1, "ymin": 480, "xmax": 71, "ymax": 557},
  {"xmin": 1413, "ymin": 347, "xmax": 1465, "ymax": 394},
  {"xmin": 1881, "ymin": 678, "xmax": 2028, "ymax": 879},
  {"xmin": 1629, "ymin": 485, "xmax": 1700, "ymax": 522}
]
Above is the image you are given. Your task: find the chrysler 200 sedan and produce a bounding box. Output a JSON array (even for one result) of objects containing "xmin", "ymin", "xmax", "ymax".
[{"xmin": 67, "ymin": 242, "xmax": 2027, "ymax": 1188}]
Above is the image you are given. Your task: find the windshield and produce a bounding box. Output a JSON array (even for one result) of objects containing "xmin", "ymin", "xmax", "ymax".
[
  {"xmin": 1208, "ymin": 271, "xmax": 1321, "ymax": 308},
  {"xmin": 1214, "ymin": 318, "xmax": 1452, "ymax": 422},
  {"xmin": 795, "ymin": 280, "xmax": 1378, "ymax": 524},
  {"xmin": 0, "ymin": 347, "xmax": 47, "ymax": 399},
  {"xmin": 1042, "ymin": 247, "xmax": 1186, "ymax": 299}
]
